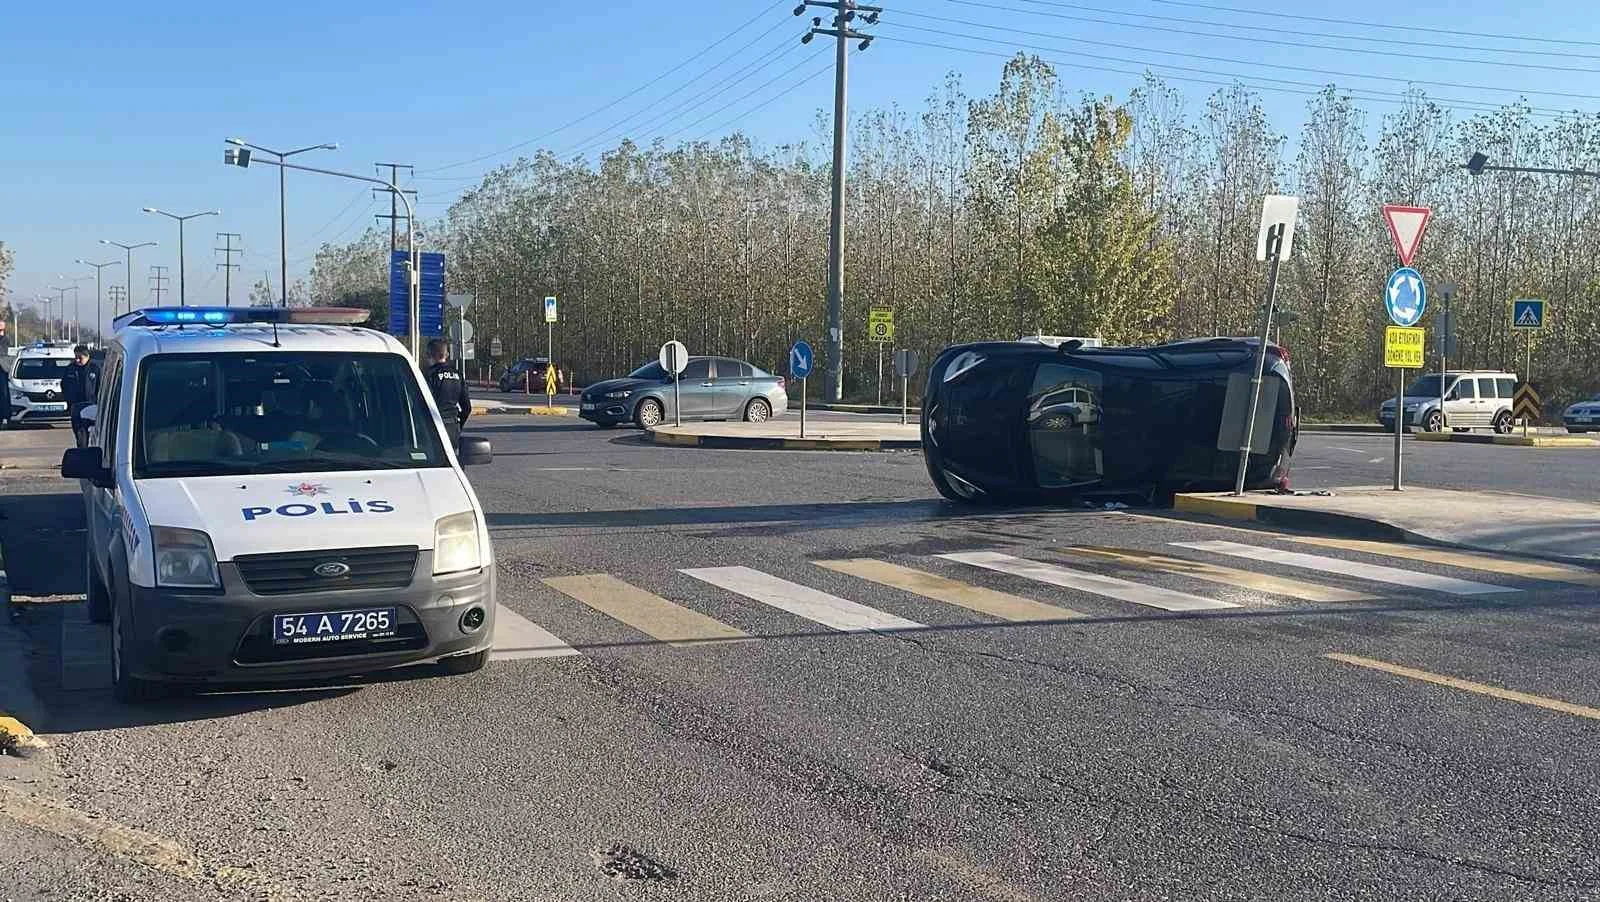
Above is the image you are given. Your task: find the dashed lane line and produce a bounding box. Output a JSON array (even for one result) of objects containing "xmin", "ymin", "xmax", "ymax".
[{"xmin": 1324, "ymin": 653, "xmax": 1600, "ymax": 721}]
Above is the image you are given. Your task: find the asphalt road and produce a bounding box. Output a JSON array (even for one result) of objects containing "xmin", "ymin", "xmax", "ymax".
[
  {"xmin": 2, "ymin": 418, "xmax": 1599, "ymax": 900},
  {"xmin": 1292, "ymin": 432, "xmax": 1599, "ymax": 500}
]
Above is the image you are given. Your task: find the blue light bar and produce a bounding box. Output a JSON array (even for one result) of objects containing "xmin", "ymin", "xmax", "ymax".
[{"xmin": 114, "ymin": 306, "xmax": 371, "ymax": 330}]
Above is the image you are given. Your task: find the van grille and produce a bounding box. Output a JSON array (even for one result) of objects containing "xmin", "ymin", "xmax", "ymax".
[{"xmin": 233, "ymin": 546, "xmax": 418, "ymax": 596}]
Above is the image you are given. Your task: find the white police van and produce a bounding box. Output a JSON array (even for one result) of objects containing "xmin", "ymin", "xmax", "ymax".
[
  {"xmin": 9, "ymin": 342, "xmax": 77, "ymax": 424},
  {"xmin": 62, "ymin": 307, "xmax": 496, "ymax": 701}
]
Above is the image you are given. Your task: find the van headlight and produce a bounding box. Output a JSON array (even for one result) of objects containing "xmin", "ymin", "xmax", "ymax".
[
  {"xmin": 152, "ymin": 527, "xmax": 221, "ymax": 589},
  {"xmin": 432, "ymin": 512, "xmax": 482, "ymax": 575}
]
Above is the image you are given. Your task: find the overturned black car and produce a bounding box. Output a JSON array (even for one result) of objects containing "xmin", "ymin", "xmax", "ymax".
[{"xmin": 921, "ymin": 337, "xmax": 1296, "ymax": 504}]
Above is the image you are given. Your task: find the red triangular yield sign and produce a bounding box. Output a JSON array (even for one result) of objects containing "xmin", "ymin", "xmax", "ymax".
[{"xmin": 1382, "ymin": 204, "xmax": 1432, "ymax": 267}]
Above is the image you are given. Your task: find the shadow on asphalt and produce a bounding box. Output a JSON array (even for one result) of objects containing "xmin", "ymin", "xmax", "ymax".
[
  {"xmin": 0, "ymin": 491, "xmax": 84, "ymax": 597},
  {"xmin": 472, "ymin": 422, "xmax": 599, "ymax": 434},
  {"xmin": 486, "ymin": 499, "xmax": 964, "ymax": 531}
]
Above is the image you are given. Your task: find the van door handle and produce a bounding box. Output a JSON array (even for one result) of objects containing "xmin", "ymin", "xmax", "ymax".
[
  {"xmin": 738, "ymin": 381, "xmax": 750, "ymax": 386},
  {"xmin": 702, "ymin": 382, "xmax": 715, "ymax": 387}
]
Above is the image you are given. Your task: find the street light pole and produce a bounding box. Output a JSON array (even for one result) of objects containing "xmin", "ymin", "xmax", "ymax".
[
  {"xmin": 1465, "ymin": 152, "xmax": 1600, "ymax": 179},
  {"xmin": 76, "ymin": 259, "xmax": 119, "ymax": 343},
  {"xmin": 224, "ymin": 147, "xmax": 420, "ymax": 358},
  {"xmin": 101, "ymin": 239, "xmax": 157, "ymax": 314},
  {"xmin": 226, "ymin": 139, "xmax": 339, "ymax": 307},
  {"xmin": 143, "ymin": 209, "xmax": 219, "ymax": 306},
  {"xmin": 49, "ymin": 286, "xmax": 71, "ymax": 342}
]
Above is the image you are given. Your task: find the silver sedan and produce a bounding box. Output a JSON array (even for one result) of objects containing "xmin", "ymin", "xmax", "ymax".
[{"xmin": 578, "ymin": 356, "xmax": 790, "ymax": 428}]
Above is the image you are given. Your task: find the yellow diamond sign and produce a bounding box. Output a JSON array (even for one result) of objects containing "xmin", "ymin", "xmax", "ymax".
[{"xmin": 1384, "ymin": 326, "xmax": 1425, "ymax": 369}]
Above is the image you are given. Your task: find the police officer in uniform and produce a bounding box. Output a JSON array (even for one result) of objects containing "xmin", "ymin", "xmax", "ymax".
[
  {"xmin": 423, "ymin": 339, "xmax": 470, "ymax": 445},
  {"xmin": 63, "ymin": 344, "xmax": 101, "ymax": 448}
]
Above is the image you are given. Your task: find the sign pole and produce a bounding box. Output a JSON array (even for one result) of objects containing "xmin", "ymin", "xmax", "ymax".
[
  {"xmin": 1394, "ymin": 368, "xmax": 1404, "ymax": 491},
  {"xmin": 901, "ymin": 373, "xmax": 908, "ymax": 426},
  {"xmin": 673, "ymin": 348, "xmax": 682, "ymax": 428},
  {"xmin": 547, "ymin": 321, "xmax": 554, "ymax": 409},
  {"xmin": 1233, "ymin": 223, "xmax": 1284, "ymax": 496},
  {"xmin": 877, "ymin": 344, "xmax": 884, "ymax": 407},
  {"xmin": 800, "ymin": 377, "xmax": 807, "ymax": 438},
  {"xmin": 1524, "ymin": 330, "xmax": 1533, "ymax": 437}
]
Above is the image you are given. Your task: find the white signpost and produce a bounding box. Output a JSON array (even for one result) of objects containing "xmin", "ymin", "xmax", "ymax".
[
  {"xmin": 659, "ymin": 340, "xmax": 688, "ymax": 427},
  {"xmin": 1234, "ymin": 195, "xmax": 1298, "ymax": 495}
]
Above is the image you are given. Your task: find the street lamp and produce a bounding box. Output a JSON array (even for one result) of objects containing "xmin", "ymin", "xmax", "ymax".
[
  {"xmin": 225, "ymin": 138, "xmax": 339, "ymax": 307},
  {"xmin": 49, "ymin": 286, "xmax": 72, "ymax": 342},
  {"xmin": 1465, "ymin": 151, "xmax": 1600, "ymax": 179},
  {"xmin": 76, "ymin": 258, "xmax": 119, "ymax": 343},
  {"xmin": 143, "ymin": 208, "xmax": 219, "ymax": 306},
  {"xmin": 58, "ymin": 275, "xmax": 93, "ymax": 343},
  {"xmin": 224, "ymin": 144, "xmax": 420, "ymax": 357},
  {"xmin": 100, "ymin": 239, "xmax": 157, "ymax": 314}
]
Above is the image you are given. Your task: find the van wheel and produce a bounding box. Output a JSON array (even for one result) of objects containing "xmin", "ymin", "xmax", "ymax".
[
  {"xmin": 636, "ymin": 399, "xmax": 664, "ymax": 429},
  {"xmin": 1422, "ymin": 410, "xmax": 1443, "ymax": 433},
  {"xmin": 441, "ymin": 649, "xmax": 489, "ymax": 675},
  {"xmin": 111, "ymin": 589, "xmax": 162, "ymax": 704},
  {"xmin": 86, "ymin": 545, "xmax": 111, "ymax": 624},
  {"xmin": 1492, "ymin": 411, "xmax": 1514, "ymax": 434}
]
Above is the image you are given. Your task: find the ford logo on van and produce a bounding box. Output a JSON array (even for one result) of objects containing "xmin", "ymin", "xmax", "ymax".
[{"xmin": 313, "ymin": 561, "xmax": 351, "ymax": 579}]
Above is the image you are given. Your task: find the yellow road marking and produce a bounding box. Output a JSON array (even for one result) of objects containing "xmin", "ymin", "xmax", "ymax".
[
  {"xmin": 815, "ymin": 559, "xmax": 1082, "ymax": 621},
  {"xmin": 1324, "ymin": 653, "xmax": 1600, "ymax": 721},
  {"xmin": 543, "ymin": 574, "xmax": 750, "ymax": 646},
  {"xmin": 1287, "ymin": 536, "xmax": 1600, "ymax": 587},
  {"xmin": 1062, "ymin": 546, "xmax": 1376, "ymax": 603}
]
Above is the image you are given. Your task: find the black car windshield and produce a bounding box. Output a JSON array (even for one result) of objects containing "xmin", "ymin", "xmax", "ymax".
[
  {"xmin": 628, "ymin": 361, "xmax": 666, "ymax": 379},
  {"xmin": 134, "ymin": 352, "xmax": 447, "ymax": 478},
  {"xmin": 1404, "ymin": 375, "xmax": 1445, "ymax": 396},
  {"xmin": 14, "ymin": 357, "xmax": 71, "ymax": 380}
]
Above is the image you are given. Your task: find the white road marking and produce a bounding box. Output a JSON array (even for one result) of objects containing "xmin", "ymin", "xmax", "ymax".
[
  {"xmin": 1331, "ymin": 446, "xmax": 1366, "ymax": 454},
  {"xmin": 1170, "ymin": 541, "xmax": 1517, "ymax": 596},
  {"xmin": 681, "ymin": 566, "xmax": 923, "ymax": 633},
  {"xmin": 1366, "ymin": 457, "xmax": 1384, "ymax": 464},
  {"xmin": 938, "ymin": 551, "xmax": 1237, "ymax": 612},
  {"xmin": 490, "ymin": 604, "xmax": 582, "ymax": 660}
]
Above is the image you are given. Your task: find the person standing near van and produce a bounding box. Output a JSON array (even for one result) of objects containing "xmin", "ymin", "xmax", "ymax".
[
  {"xmin": 423, "ymin": 339, "xmax": 470, "ymax": 444},
  {"xmin": 0, "ymin": 360, "xmax": 10, "ymax": 429},
  {"xmin": 62, "ymin": 344, "xmax": 100, "ymax": 447}
]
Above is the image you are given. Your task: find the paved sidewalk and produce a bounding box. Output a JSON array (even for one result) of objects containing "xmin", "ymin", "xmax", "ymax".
[
  {"xmin": 1176, "ymin": 485, "xmax": 1600, "ymax": 565},
  {"xmin": 1414, "ymin": 430, "xmax": 1595, "ymax": 447},
  {"xmin": 0, "ymin": 427, "xmax": 70, "ymax": 470},
  {"xmin": 651, "ymin": 419, "xmax": 920, "ymax": 451}
]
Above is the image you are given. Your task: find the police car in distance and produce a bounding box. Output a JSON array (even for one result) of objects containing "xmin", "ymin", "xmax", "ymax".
[
  {"xmin": 9, "ymin": 342, "xmax": 77, "ymax": 424},
  {"xmin": 61, "ymin": 306, "xmax": 497, "ymax": 702}
]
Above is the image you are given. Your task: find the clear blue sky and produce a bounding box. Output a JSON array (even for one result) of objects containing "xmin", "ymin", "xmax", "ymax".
[{"xmin": 5, "ymin": 0, "xmax": 1599, "ymax": 331}]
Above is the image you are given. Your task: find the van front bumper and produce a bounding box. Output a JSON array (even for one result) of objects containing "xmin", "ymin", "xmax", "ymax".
[{"xmin": 125, "ymin": 553, "xmax": 496, "ymax": 685}]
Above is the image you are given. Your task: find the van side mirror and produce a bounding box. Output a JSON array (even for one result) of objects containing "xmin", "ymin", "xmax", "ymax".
[
  {"xmin": 62, "ymin": 447, "xmax": 113, "ymax": 488},
  {"xmin": 458, "ymin": 435, "xmax": 493, "ymax": 466}
]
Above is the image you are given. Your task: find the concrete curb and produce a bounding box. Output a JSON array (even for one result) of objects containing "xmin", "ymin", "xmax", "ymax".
[
  {"xmin": 1172, "ymin": 493, "xmax": 1406, "ymax": 540},
  {"xmin": 1414, "ymin": 431, "xmax": 1596, "ymax": 447},
  {"xmin": 648, "ymin": 430, "xmax": 920, "ymax": 451},
  {"xmin": 471, "ymin": 406, "xmax": 576, "ymax": 417},
  {"xmin": 808, "ymin": 403, "xmax": 922, "ymax": 416}
]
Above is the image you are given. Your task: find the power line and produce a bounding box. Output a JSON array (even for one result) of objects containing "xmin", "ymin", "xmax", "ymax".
[
  {"xmin": 928, "ymin": 0, "xmax": 1600, "ymax": 74},
  {"xmin": 656, "ymin": 48, "xmax": 830, "ymax": 145},
  {"xmin": 872, "ymin": 31, "xmax": 1578, "ymax": 118},
  {"xmin": 891, "ymin": 14, "xmax": 1600, "ymax": 103},
  {"xmin": 416, "ymin": 0, "xmax": 791, "ymax": 175},
  {"xmin": 995, "ymin": 0, "xmax": 1600, "ymax": 60},
  {"xmin": 1137, "ymin": 0, "xmax": 1600, "ymax": 49},
  {"xmin": 690, "ymin": 58, "xmax": 840, "ymax": 142},
  {"xmin": 215, "ymin": 232, "xmax": 242, "ymax": 306}
]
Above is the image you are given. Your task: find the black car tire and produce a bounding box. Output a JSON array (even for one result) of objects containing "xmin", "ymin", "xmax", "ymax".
[
  {"xmin": 441, "ymin": 649, "xmax": 489, "ymax": 675},
  {"xmin": 1423, "ymin": 410, "xmax": 1444, "ymax": 433},
  {"xmin": 636, "ymin": 399, "xmax": 665, "ymax": 429},
  {"xmin": 86, "ymin": 543, "xmax": 111, "ymax": 624},
  {"xmin": 111, "ymin": 581, "xmax": 163, "ymax": 704},
  {"xmin": 1492, "ymin": 411, "xmax": 1514, "ymax": 434},
  {"xmin": 745, "ymin": 398, "xmax": 772, "ymax": 423}
]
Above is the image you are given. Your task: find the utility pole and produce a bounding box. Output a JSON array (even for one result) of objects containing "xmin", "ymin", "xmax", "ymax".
[
  {"xmin": 215, "ymin": 232, "xmax": 243, "ymax": 306},
  {"xmin": 374, "ymin": 163, "xmax": 416, "ymax": 253},
  {"xmin": 150, "ymin": 265, "xmax": 170, "ymax": 306},
  {"xmin": 109, "ymin": 286, "xmax": 126, "ymax": 318},
  {"xmin": 225, "ymin": 139, "xmax": 339, "ymax": 307},
  {"xmin": 797, "ymin": 0, "xmax": 880, "ymax": 402}
]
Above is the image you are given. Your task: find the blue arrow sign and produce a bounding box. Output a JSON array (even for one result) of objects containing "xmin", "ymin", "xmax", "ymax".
[
  {"xmin": 789, "ymin": 340, "xmax": 814, "ymax": 379},
  {"xmin": 1384, "ymin": 267, "xmax": 1427, "ymax": 327}
]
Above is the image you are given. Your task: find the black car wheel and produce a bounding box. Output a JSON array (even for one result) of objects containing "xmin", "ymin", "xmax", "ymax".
[
  {"xmin": 1492, "ymin": 411, "xmax": 1514, "ymax": 434},
  {"xmin": 636, "ymin": 399, "xmax": 664, "ymax": 429},
  {"xmin": 1423, "ymin": 410, "xmax": 1444, "ymax": 433},
  {"xmin": 745, "ymin": 398, "xmax": 772, "ymax": 423},
  {"xmin": 111, "ymin": 583, "xmax": 162, "ymax": 704},
  {"xmin": 441, "ymin": 649, "xmax": 489, "ymax": 675}
]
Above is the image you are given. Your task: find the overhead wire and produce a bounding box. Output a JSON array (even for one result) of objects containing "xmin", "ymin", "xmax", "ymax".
[
  {"xmin": 997, "ymin": 0, "xmax": 1600, "ymax": 60},
  {"xmin": 415, "ymin": 0, "xmax": 790, "ymax": 175},
  {"xmin": 924, "ymin": 0, "xmax": 1600, "ymax": 74},
  {"xmin": 893, "ymin": 12, "xmax": 1600, "ymax": 103},
  {"xmin": 1137, "ymin": 0, "xmax": 1600, "ymax": 49},
  {"xmin": 688, "ymin": 57, "xmax": 840, "ymax": 143},
  {"xmin": 656, "ymin": 46, "xmax": 831, "ymax": 144}
]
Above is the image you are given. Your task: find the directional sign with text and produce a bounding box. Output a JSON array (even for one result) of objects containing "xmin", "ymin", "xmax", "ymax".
[
  {"xmin": 1384, "ymin": 326, "xmax": 1425, "ymax": 369},
  {"xmin": 1382, "ymin": 205, "xmax": 1432, "ymax": 267},
  {"xmin": 388, "ymin": 250, "xmax": 445, "ymax": 337},
  {"xmin": 1384, "ymin": 267, "xmax": 1426, "ymax": 327},
  {"xmin": 790, "ymin": 340, "xmax": 814, "ymax": 379},
  {"xmin": 1512, "ymin": 298, "xmax": 1545, "ymax": 330},
  {"xmin": 868, "ymin": 308, "xmax": 894, "ymax": 343}
]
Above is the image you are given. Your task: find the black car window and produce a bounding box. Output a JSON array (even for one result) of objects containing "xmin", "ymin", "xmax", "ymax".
[
  {"xmin": 1456, "ymin": 379, "xmax": 1477, "ymax": 399},
  {"xmin": 1481, "ymin": 378, "xmax": 1499, "ymax": 399},
  {"xmin": 718, "ymin": 359, "xmax": 753, "ymax": 379},
  {"xmin": 1028, "ymin": 364, "xmax": 1105, "ymax": 488},
  {"xmin": 938, "ymin": 354, "xmax": 1026, "ymax": 483},
  {"xmin": 681, "ymin": 358, "xmax": 710, "ymax": 381},
  {"xmin": 628, "ymin": 361, "xmax": 667, "ymax": 380},
  {"xmin": 1500, "ymin": 379, "xmax": 1519, "ymax": 399}
]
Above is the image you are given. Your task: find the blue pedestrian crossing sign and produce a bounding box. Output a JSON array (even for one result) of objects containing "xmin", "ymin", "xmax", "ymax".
[
  {"xmin": 1512, "ymin": 298, "xmax": 1545, "ymax": 330},
  {"xmin": 789, "ymin": 340, "xmax": 814, "ymax": 379},
  {"xmin": 1384, "ymin": 267, "xmax": 1427, "ymax": 327}
]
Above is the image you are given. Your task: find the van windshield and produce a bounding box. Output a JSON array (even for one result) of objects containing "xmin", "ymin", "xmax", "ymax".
[
  {"xmin": 14, "ymin": 357, "xmax": 71, "ymax": 380},
  {"xmin": 134, "ymin": 352, "xmax": 448, "ymax": 478},
  {"xmin": 1404, "ymin": 375, "xmax": 1446, "ymax": 397}
]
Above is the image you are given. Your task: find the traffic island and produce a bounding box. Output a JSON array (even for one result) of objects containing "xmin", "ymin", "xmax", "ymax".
[
  {"xmin": 1174, "ymin": 486, "xmax": 1600, "ymax": 565},
  {"xmin": 1413, "ymin": 431, "xmax": 1595, "ymax": 447},
  {"xmin": 649, "ymin": 420, "xmax": 920, "ymax": 451}
]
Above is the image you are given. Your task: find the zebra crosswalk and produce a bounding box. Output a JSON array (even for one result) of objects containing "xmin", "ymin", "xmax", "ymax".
[{"xmin": 489, "ymin": 536, "xmax": 1588, "ymax": 665}]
